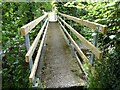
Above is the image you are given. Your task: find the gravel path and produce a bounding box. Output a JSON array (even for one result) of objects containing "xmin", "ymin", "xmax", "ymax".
[{"xmin": 40, "ymin": 22, "xmax": 85, "ymax": 88}]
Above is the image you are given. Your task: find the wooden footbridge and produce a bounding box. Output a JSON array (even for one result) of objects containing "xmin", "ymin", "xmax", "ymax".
[{"xmin": 20, "ymin": 11, "xmax": 107, "ymax": 89}]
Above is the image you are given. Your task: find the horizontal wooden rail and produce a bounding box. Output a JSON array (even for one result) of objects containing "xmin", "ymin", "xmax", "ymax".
[
  {"xmin": 58, "ymin": 16, "xmax": 102, "ymax": 59},
  {"xmin": 25, "ymin": 18, "xmax": 48, "ymax": 62},
  {"xmin": 29, "ymin": 21, "xmax": 49, "ymax": 83},
  {"xmin": 20, "ymin": 13, "xmax": 48, "ymax": 36},
  {"xmin": 58, "ymin": 12, "xmax": 107, "ymax": 34}
]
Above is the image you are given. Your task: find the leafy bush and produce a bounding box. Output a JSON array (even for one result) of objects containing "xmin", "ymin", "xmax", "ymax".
[{"xmin": 2, "ymin": 2, "xmax": 52, "ymax": 88}]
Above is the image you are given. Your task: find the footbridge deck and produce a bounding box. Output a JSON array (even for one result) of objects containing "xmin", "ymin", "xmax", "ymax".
[{"xmin": 20, "ymin": 12, "xmax": 107, "ymax": 89}]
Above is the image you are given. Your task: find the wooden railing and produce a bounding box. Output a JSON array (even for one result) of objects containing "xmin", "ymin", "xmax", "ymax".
[
  {"xmin": 58, "ymin": 12, "xmax": 107, "ymax": 34},
  {"xmin": 20, "ymin": 13, "xmax": 49, "ymax": 84},
  {"xmin": 20, "ymin": 11, "xmax": 107, "ymax": 86},
  {"xmin": 58, "ymin": 12, "xmax": 107, "ymax": 76}
]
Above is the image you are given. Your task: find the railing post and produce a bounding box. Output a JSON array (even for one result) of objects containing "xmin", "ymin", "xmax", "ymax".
[
  {"xmin": 90, "ymin": 26, "xmax": 99, "ymax": 65},
  {"xmin": 25, "ymin": 34, "xmax": 33, "ymax": 72}
]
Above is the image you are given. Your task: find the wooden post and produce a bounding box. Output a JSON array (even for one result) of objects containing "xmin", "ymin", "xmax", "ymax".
[
  {"xmin": 90, "ymin": 26, "xmax": 99, "ymax": 65},
  {"xmin": 25, "ymin": 34, "xmax": 33, "ymax": 71}
]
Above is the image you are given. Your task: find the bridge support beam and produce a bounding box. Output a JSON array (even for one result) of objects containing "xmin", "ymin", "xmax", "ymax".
[{"xmin": 25, "ymin": 34, "xmax": 33, "ymax": 71}]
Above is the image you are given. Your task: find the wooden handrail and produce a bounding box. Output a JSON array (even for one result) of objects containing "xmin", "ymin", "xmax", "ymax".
[
  {"xmin": 25, "ymin": 18, "xmax": 48, "ymax": 62},
  {"xmin": 58, "ymin": 16, "xmax": 102, "ymax": 59},
  {"xmin": 29, "ymin": 21, "xmax": 49, "ymax": 83},
  {"xmin": 20, "ymin": 13, "xmax": 48, "ymax": 36},
  {"xmin": 58, "ymin": 12, "xmax": 107, "ymax": 34}
]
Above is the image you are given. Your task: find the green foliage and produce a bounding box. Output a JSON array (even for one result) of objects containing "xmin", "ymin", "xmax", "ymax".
[
  {"xmin": 2, "ymin": 2, "xmax": 52, "ymax": 88},
  {"xmin": 88, "ymin": 49, "xmax": 120, "ymax": 89}
]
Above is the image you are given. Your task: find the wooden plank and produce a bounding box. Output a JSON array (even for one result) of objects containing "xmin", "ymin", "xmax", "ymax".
[
  {"xmin": 20, "ymin": 13, "xmax": 48, "ymax": 36},
  {"xmin": 58, "ymin": 12, "xmax": 107, "ymax": 34},
  {"xmin": 58, "ymin": 16, "xmax": 102, "ymax": 59},
  {"xmin": 25, "ymin": 18, "xmax": 48, "ymax": 62},
  {"xmin": 58, "ymin": 20, "xmax": 91, "ymax": 65},
  {"xmin": 29, "ymin": 21, "xmax": 49, "ymax": 83}
]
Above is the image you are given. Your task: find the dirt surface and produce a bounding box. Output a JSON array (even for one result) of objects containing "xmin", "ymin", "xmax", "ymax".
[{"xmin": 40, "ymin": 22, "xmax": 85, "ymax": 88}]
